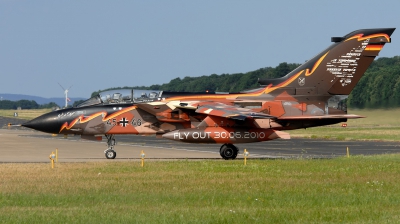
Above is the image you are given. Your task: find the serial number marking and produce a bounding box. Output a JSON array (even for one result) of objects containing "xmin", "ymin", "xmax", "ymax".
[
  {"xmin": 105, "ymin": 118, "xmax": 142, "ymax": 127},
  {"xmin": 131, "ymin": 118, "xmax": 142, "ymax": 127},
  {"xmin": 106, "ymin": 118, "xmax": 117, "ymax": 126}
]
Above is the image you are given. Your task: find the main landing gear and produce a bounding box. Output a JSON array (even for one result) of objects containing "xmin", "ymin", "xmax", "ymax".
[
  {"xmin": 220, "ymin": 143, "xmax": 239, "ymax": 160},
  {"xmin": 104, "ymin": 134, "xmax": 117, "ymax": 159}
]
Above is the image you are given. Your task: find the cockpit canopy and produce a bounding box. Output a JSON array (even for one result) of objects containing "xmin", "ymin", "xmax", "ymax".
[{"xmin": 76, "ymin": 89, "xmax": 161, "ymax": 107}]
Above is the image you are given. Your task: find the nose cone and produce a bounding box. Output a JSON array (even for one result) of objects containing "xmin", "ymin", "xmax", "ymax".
[{"xmin": 22, "ymin": 111, "xmax": 63, "ymax": 133}]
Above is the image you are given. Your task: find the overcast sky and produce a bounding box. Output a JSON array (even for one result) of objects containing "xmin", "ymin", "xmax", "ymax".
[{"xmin": 0, "ymin": 0, "xmax": 399, "ymax": 98}]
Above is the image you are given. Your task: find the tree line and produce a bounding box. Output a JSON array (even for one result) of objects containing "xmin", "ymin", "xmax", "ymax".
[
  {"xmin": 0, "ymin": 100, "xmax": 59, "ymax": 110},
  {"xmin": 91, "ymin": 62, "xmax": 300, "ymax": 96},
  {"xmin": 9, "ymin": 57, "xmax": 398, "ymax": 110},
  {"xmin": 91, "ymin": 55, "xmax": 400, "ymax": 108},
  {"xmin": 348, "ymin": 56, "xmax": 400, "ymax": 108}
]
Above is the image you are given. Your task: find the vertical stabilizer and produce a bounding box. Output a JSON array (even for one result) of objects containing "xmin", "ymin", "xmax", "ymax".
[{"xmin": 258, "ymin": 28, "xmax": 395, "ymax": 96}]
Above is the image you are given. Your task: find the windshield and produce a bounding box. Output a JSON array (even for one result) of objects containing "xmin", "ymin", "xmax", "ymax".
[
  {"xmin": 76, "ymin": 95, "xmax": 102, "ymax": 107},
  {"xmin": 76, "ymin": 89, "xmax": 162, "ymax": 107}
]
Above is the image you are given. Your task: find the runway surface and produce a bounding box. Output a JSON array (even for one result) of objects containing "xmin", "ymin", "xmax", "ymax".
[{"xmin": 1, "ymin": 128, "xmax": 400, "ymax": 162}]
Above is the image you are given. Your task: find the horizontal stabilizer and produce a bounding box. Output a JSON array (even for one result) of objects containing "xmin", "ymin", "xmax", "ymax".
[
  {"xmin": 277, "ymin": 114, "xmax": 365, "ymax": 120},
  {"xmin": 273, "ymin": 130, "xmax": 291, "ymax": 140}
]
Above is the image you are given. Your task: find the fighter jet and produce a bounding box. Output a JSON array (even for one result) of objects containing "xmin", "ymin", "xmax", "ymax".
[{"xmin": 23, "ymin": 28, "xmax": 395, "ymax": 159}]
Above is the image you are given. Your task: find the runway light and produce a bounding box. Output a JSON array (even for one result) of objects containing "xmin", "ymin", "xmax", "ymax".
[
  {"xmin": 140, "ymin": 150, "xmax": 146, "ymax": 167},
  {"xmin": 243, "ymin": 149, "xmax": 249, "ymax": 166},
  {"xmin": 346, "ymin": 147, "xmax": 350, "ymax": 158},
  {"xmin": 49, "ymin": 151, "xmax": 56, "ymax": 169}
]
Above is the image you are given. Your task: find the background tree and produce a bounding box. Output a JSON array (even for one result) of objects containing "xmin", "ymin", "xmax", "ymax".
[{"xmin": 90, "ymin": 57, "xmax": 400, "ymax": 109}]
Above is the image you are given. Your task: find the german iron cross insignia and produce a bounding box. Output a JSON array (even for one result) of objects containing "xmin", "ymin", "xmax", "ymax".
[{"xmin": 119, "ymin": 118, "xmax": 129, "ymax": 127}]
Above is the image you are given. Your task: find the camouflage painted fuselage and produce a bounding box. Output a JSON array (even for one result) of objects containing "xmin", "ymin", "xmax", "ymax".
[{"xmin": 23, "ymin": 28, "xmax": 395, "ymax": 145}]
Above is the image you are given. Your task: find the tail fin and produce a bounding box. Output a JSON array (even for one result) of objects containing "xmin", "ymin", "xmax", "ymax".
[{"xmin": 258, "ymin": 28, "xmax": 395, "ymax": 96}]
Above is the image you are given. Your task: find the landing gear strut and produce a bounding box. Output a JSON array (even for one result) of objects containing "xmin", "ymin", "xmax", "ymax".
[
  {"xmin": 220, "ymin": 143, "xmax": 239, "ymax": 160},
  {"xmin": 104, "ymin": 134, "xmax": 117, "ymax": 159}
]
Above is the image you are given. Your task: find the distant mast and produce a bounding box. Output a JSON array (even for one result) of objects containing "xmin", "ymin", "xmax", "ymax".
[{"xmin": 58, "ymin": 83, "xmax": 73, "ymax": 108}]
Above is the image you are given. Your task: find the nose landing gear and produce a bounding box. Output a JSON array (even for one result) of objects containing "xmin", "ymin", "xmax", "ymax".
[{"xmin": 104, "ymin": 134, "xmax": 117, "ymax": 159}]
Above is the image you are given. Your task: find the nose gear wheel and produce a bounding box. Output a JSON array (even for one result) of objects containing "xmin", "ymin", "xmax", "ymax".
[{"xmin": 104, "ymin": 134, "xmax": 117, "ymax": 159}]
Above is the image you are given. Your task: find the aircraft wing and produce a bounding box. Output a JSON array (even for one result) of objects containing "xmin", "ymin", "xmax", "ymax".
[{"xmin": 195, "ymin": 103, "xmax": 275, "ymax": 121}]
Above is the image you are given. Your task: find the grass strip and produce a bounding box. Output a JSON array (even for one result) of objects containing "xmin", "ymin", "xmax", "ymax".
[{"xmin": 1, "ymin": 155, "xmax": 400, "ymax": 223}]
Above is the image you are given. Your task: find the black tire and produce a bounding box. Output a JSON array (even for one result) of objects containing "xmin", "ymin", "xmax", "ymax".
[
  {"xmin": 220, "ymin": 144, "xmax": 238, "ymax": 160},
  {"xmin": 105, "ymin": 149, "xmax": 116, "ymax": 159}
]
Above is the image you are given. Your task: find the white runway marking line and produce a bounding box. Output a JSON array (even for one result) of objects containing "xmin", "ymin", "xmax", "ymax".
[
  {"xmin": 19, "ymin": 135, "xmax": 284, "ymax": 158},
  {"xmin": 121, "ymin": 142, "xmax": 276, "ymax": 158},
  {"xmin": 119, "ymin": 143, "xmax": 220, "ymax": 154},
  {"xmin": 21, "ymin": 135, "xmax": 102, "ymax": 143}
]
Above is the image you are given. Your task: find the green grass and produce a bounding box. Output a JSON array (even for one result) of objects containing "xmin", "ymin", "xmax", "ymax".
[
  {"xmin": 1, "ymin": 156, "xmax": 400, "ymax": 223},
  {"xmin": 0, "ymin": 109, "xmax": 51, "ymax": 120},
  {"xmin": 288, "ymin": 108, "xmax": 400, "ymax": 141}
]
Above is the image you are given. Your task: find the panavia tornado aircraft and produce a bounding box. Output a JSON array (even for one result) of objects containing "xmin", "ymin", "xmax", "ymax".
[{"xmin": 22, "ymin": 28, "xmax": 395, "ymax": 159}]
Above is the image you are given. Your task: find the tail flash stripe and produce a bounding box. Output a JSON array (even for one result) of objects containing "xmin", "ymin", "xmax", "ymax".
[
  {"xmin": 345, "ymin": 33, "xmax": 391, "ymax": 42},
  {"xmin": 365, "ymin": 45, "xmax": 384, "ymax": 51},
  {"xmin": 263, "ymin": 70, "xmax": 303, "ymax": 94},
  {"xmin": 305, "ymin": 52, "xmax": 329, "ymax": 76},
  {"xmin": 264, "ymin": 52, "xmax": 328, "ymax": 93}
]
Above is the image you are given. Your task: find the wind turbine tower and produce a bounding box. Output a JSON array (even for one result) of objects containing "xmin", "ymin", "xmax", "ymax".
[{"xmin": 58, "ymin": 83, "xmax": 73, "ymax": 108}]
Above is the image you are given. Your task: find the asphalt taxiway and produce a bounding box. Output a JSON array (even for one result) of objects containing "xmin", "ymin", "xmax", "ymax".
[{"xmin": 1, "ymin": 128, "xmax": 400, "ymax": 162}]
